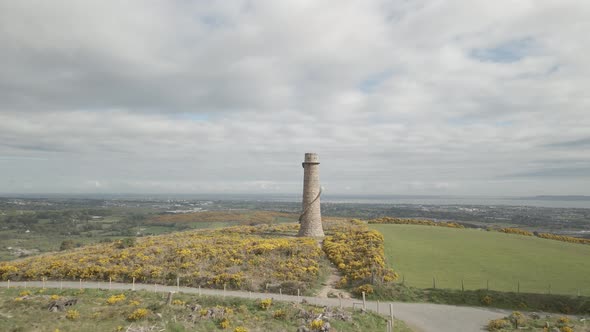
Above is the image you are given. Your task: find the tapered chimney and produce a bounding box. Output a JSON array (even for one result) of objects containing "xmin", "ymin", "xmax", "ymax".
[{"xmin": 298, "ymin": 153, "xmax": 324, "ymax": 237}]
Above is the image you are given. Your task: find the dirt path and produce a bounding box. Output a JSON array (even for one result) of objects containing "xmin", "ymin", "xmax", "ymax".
[
  {"xmin": 315, "ymin": 265, "xmax": 351, "ymax": 299},
  {"xmin": 2, "ymin": 280, "xmax": 506, "ymax": 331}
]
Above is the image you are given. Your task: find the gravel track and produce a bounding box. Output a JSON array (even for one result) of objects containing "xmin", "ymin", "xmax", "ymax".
[{"xmin": 1, "ymin": 281, "xmax": 507, "ymax": 331}]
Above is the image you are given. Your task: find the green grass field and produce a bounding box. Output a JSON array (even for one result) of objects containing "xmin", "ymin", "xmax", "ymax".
[{"xmin": 371, "ymin": 224, "xmax": 590, "ymax": 296}]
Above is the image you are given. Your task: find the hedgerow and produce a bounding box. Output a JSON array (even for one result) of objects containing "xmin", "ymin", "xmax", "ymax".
[
  {"xmin": 498, "ymin": 228, "xmax": 534, "ymax": 236},
  {"xmin": 536, "ymin": 232, "xmax": 590, "ymax": 245},
  {"xmin": 367, "ymin": 217, "xmax": 464, "ymax": 228}
]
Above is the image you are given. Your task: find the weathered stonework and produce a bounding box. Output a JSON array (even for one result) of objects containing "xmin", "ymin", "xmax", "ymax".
[{"xmin": 298, "ymin": 153, "xmax": 324, "ymax": 237}]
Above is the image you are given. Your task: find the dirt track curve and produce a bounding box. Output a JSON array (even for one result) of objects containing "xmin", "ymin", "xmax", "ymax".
[{"xmin": 1, "ymin": 281, "xmax": 508, "ymax": 332}]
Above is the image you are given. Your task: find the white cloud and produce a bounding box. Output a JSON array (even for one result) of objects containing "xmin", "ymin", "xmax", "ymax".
[{"xmin": 0, "ymin": 0, "xmax": 589, "ymax": 195}]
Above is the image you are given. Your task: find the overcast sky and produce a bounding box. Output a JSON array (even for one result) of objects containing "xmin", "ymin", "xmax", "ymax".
[{"xmin": 0, "ymin": 0, "xmax": 589, "ymax": 196}]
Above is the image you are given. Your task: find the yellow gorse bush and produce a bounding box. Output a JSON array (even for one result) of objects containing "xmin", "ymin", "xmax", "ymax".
[
  {"xmin": 487, "ymin": 319, "xmax": 510, "ymax": 330},
  {"xmin": 65, "ymin": 309, "xmax": 80, "ymax": 320},
  {"xmin": 127, "ymin": 308, "xmax": 149, "ymax": 321},
  {"xmin": 309, "ymin": 319, "xmax": 324, "ymax": 330},
  {"xmin": 323, "ymin": 224, "xmax": 398, "ymax": 286},
  {"xmin": 106, "ymin": 294, "xmax": 126, "ymax": 305},
  {"xmin": 259, "ymin": 298, "xmax": 272, "ymax": 310},
  {"xmin": 0, "ymin": 225, "xmax": 322, "ymax": 291},
  {"xmin": 219, "ymin": 317, "xmax": 230, "ymax": 329}
]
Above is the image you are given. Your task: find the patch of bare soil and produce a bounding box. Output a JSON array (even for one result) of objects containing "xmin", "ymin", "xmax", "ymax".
[{"xmin": 316, "ymin": 265, "xmax": 352, "ymax": 299}]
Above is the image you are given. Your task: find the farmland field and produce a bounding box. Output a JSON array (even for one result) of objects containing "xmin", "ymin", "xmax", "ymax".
[{"xmin": 371, "ymin": 224, "xmax": 590, "ymax": 295}]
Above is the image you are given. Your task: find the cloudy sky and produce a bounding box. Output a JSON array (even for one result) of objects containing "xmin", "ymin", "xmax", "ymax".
[{"xmin": 1, "ymin": 0, "xmax": 589, "ymax": 196}]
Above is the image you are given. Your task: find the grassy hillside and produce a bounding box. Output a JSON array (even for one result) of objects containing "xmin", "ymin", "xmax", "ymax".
[
  {"xmin": 0, "ymin": 288, "xmax": 410, "ymax": 332},
  {"xmin": 0, "ymin": 224, "xmax": 324, "ymax": 294},
  {"xmin": 371, "ymin": 224, "xmax": 590, "ymax": 295}
]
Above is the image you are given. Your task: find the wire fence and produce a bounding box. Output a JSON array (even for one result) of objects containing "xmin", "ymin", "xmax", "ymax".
[{"xmin": 398, "ymin": 275, "xmax": 589, "ymax": 296}]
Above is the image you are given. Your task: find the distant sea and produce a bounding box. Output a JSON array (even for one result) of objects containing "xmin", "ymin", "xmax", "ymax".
[
  {"xmin": 4, "ymin": 193, "xmax": 590, "ymax": 209},
  {"xmin": 320, "ymin": 195, "xmax": 590, "ymax": 209}
]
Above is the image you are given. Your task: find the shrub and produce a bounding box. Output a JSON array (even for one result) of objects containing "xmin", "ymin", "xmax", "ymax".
[
  {"xmin": 323, "ymin": 226, "xmax": 398, "ymax": 286},
  {"xmin": 65, "ymin": 309, "xmax": 80, "ymax": 320},
  {"xmin": 171, "ymin": 299, "xmax": 185, "ymax": 306},
  {"xmin": 219, "ymin": 317, "xmax": 230, "ymax": 329},
  {"xmin": 50, "ymin": 294, "xmax": 61, "ymax": 300},
  {"xmin": 480, "ymin": 295, "xmax": 493, "ymax": 305},
  {"xmin": 353, "ymin": 284, "xmax": 374, "ymax": 296},
  {"xmin": 272, "ymin": 309, "xmax": 286, "ymax": 319},
  {"xmin": 487, "ymin": 319, "xmax": 510, "ymax": 331},
  {"xmin": 560, "ymin": 327, "xmax": 573, "ymax": 332},
  {"xmin": 233, "ymin": 327, "xmax": 248, "ymax": 332},
  {"xmin": 259, "ymin": 298, "xmax": 272, "ymax": 310},
  {"xmin": 19, "ymin": 290, "xmax": 31, "ymax": 297},
  {"xmin": 557, "ymin": 316, "xmax": 570, "ymax": 325},
  {"xmin": 60, "ymin": 240, "xmax": 77, "ymax": 251},
  {"xmin": 106, "ymin": 294, "xmax": 126, "ymax": 305},
  {"xmin": 509, "ymin": 311, "xmax": 526, "ymax": 328},
  {"xmin": 127, "ymin": 308, "xmax": 149, "ymax": 321},
  {"xmin": 336, "ymin": 276, "xmax": 348, "ymax": 288},
  {"xmin": 309, "ymin": 319, "xmax": 324, "ymax": 331}
]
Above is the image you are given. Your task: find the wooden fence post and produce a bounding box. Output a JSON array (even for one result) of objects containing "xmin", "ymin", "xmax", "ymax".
[
  {"xmin": 389, "ymin": 303, "xmax": 395, "ymax": 330},
  {"xmin": 362, "ymin": 291, "xmax": 366, "ymax": 310}
]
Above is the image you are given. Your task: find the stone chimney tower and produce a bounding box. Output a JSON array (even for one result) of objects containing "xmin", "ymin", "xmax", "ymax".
[{"xmin": 298, "ymin": 153, "xmax": 324, "ymax": 237}]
